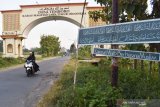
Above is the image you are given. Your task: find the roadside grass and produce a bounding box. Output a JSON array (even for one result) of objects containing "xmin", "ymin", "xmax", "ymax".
[
  {"xmin": 0, "ymin": 52, "xmax": 3, "ymax": 57},
  {"xmin": 37, "ymin": 59, "xmax": 75, "ymax": 107},
  {"xmin": 0, "ymin": 57, "xmax": 25, "ymax": 69},
  {"xmin": 0, "ymin": 54, "xmax": 51, "ymax": 70},
  {"xmin": 37, "ymin": 59, "xmax": 122, "ymax": 107},
  {"xmin": 37, "ymin": 57, "xmax": 160, "ymax": 107}
]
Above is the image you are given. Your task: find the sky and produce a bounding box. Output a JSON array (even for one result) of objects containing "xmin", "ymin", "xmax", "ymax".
[
  {"xmin": 0, "ymin": 0, "xmax": 152, "ymax": 49},
  {"xmin": 0, "ymin": 0, "xmax": 100, "ymax": 49}
]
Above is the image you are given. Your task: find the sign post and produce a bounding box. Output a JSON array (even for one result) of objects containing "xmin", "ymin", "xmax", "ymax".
[
  {"xmin": 78, "ymin": 18, "xmax": 160, "ymax": 84},
  {"xmin": 111, "ymin": 0, "xmax": 119, "ymax": 87}
]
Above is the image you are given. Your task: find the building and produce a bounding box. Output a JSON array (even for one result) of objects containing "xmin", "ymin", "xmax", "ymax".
[{"xmin": 0, "ymin": 2, "xmax": 109, "ymax": 58}]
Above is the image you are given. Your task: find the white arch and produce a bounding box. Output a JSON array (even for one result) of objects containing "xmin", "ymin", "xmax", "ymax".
[{"xmin": 22, "ymin": 16, "xmax": 84, "ymax": 37}]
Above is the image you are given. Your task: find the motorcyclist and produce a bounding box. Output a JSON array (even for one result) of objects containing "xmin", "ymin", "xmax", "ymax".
[{"xmin": 26, "ymin": 52, "xmax": 40, "ymax": 72}]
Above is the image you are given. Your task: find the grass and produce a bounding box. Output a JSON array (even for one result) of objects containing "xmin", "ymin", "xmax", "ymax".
[
  {"xmin": 0, "ymin": 52, "xmax": 61, "ymax": 71},
  {"xmin": 37, "ymin": 59, "xmax": 122, "ymax": 107},
  {"xmin": 0, "ymin": 52, "xmax": 3, "ymax": 57},
  {"xmin": 37, "ymin": 59, "xmax": 75, "ymax": 107},
  {"xmin": 37, "ymin": 57, "xmax": 160, "ymax": 107},
  {"xmin": 0, "ymin": 54, "xmax": 48, "ymax": 70},
  {"xmin": 0, "ymin": 57, "xmax": 25, "ymax": 69}
]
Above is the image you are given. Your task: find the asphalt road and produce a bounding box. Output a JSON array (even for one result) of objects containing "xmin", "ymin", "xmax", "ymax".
[{"xmin": 0, "ymin": 56, "xmax": 70, "ymax": 107}]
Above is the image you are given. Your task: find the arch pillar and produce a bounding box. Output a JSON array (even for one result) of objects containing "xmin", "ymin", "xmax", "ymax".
[
  {"xmin": 2, "ymin": 38, "xmax": 6, "ymax": 55},
  {"xmin": 1, "ymin": 35, "xmax": 24, "ymax": 58}
]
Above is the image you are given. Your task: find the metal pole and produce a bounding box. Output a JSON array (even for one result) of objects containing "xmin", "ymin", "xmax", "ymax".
[
  {"xmin": 73, "ymin": 44, "xmax": 78, "ymax": 87},
  {"xmin": 111, "ymin": 0, "xmax": 119, "ymax": 87},
  {"xmin": 74, "ymin": 0, "xmax": 87, "ymax": 88}
]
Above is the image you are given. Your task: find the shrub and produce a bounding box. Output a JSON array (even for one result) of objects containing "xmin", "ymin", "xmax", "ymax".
[
  {"xmin": 38, "ymin": 59, "xmax": 160, "ymax": 107},
  {"xmin": 0, "ymin": 57, "xmax": 24, "ymax": 68}
]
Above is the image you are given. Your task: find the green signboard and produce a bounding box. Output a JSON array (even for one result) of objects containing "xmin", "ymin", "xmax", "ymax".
[
  {"xmin": 78, "ymin": 18, "xmax": 160, "ymax": 45},
  {"xmin": 93, "ymin": 48, "xmax": 160, "ymax": 61}
]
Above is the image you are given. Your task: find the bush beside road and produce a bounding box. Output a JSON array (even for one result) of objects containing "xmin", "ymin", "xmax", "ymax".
[
  {"xmin": 0, "ymin": 57, "xmax": 25, "ymax": 69},
  {"xmin": 37, "ymin": 58, "xmax": 160, "ymax": 107}
]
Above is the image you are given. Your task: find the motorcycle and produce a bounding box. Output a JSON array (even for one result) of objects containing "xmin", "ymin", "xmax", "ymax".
[{"xmin": 24, "ymin": 60, "xmax": 35, "ymax": 77}]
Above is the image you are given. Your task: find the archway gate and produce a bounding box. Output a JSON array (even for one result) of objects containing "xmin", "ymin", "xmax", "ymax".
[{"xmin": 0, "ymin": 2, "xmax": 104, "ymax": 58}]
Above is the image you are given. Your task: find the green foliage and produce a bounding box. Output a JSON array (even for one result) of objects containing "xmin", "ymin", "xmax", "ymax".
[
  {"xmin": 122, "ymin": 44, "xmax": 146, "ymax": 51},
  {"xmin": 40, "ymin": 34, "xmax": 60, "ymax": 57},
  {"xmin": 23, "ymin": 48, "xmax": 30, "ymax": 53},
  {"xmin": 90, "ymin": 0, "xmax": 148, "ymax": 23},
  {"xmin": 38, "ymin": 60, "xmax": 122, "ymax": 107},
  {"xmin": 70, "ymin": 43, "xmax": 76, "ymax": 53},
  {"xmin": 0, "ymin": 57, "xmax": 25, "ymax": 68},
  {"xmin": 38, "ymin": 58, "xmax": 160, "ymax": 107},
  {"xmin": 78, "ymin": 46, "xmax": 92, "ymax": 60},
  {"xmin": 0, "ymin": 52, "xmax": 3, "ymax": 57},
  {"xmin": 90, "ymin": 0, "xmax": 112, "ymax": 22},
  {"xmin": 30, "ymin": 47, "xmax": 42, "ymax": 54},
  {"xmin": 37, "ymin": 60, "xmax": 75, "ymax": 107},
  {"xmin": 119, "ymin": 68, "xmax": 160, "ymax": 99}
]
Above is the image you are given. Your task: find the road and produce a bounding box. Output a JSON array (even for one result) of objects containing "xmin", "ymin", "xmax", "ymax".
[{"xmin": 0, "ymin": 56, "xmax": 70, "ymax": 107}]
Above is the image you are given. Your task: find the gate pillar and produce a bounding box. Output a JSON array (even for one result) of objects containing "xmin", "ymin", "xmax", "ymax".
[{"xmin": 1, "ymin": 35, "xmax": 24, "ymax": 58}]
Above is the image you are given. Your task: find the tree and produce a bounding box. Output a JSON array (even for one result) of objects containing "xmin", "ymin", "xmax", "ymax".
[
  {"xmin": 90, "ymin": 0, "xmax": 148, "ymax": 23},
  {"xmin": 89, "ymin": 0, "xmax": 150, "ymax": 88},
  {"xmin": 23, "ymin": 48, "xmax": 29, "ymax": 52},
  {"xmin": 90, "ymin": 0, "xmax": 149, "ymax": 69},
  {"xmin": 70, "ymin": 43, "xmax": 76, "ymax": 53},
  {"xmin": 40, "ymin": 35, "xmax": 60, "ymax": 56},
  {"xmin": 30, "ymin": 47, "xmax": 41, "ymax": 54},
  {"xmin": 78, "ymin": 46, "xmax": 91, "ymax": 59}
]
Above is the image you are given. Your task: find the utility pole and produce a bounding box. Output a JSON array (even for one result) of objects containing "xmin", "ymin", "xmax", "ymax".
[{"xmin": 111, "ymin": 0, "xmax": 119, "ymax": 87}]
